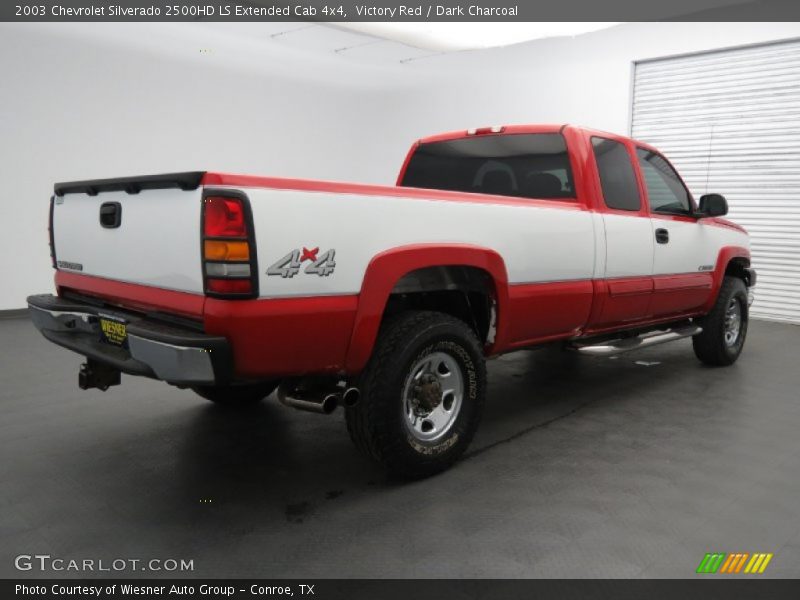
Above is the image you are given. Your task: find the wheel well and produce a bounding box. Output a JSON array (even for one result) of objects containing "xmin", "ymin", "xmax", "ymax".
[
  {"xmin": 725, "ymin": 257, "xmax": 753, "ymax": 286},
  {"xmin": 383, "ymin": 266, "xmax": 496, "ymax": 344}
]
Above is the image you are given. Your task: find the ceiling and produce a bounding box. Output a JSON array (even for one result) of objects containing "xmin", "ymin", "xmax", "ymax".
[
  {"xmin": 225, "ymin": 21, "xmax": 438, "ymax": 64},
  {"xmin": 42, "ymin": 21, "xmax": 625, "ymax": 73},
  {"xmin": 333, "ymin": 23, "xmax": 622, "ymax": 52},
  {"xmin": 244, "ymin": 22, "xmax": 622, "ymax": 64},
  {"xmin": 38, "ymin": 20, "xmax": 626, "ymax": 91}
]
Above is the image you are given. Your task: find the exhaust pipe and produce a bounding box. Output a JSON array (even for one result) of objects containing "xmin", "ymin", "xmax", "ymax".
[
  {"xmin": 341, "ymin": 387, "xmax": 360, "ymax": 407},
  {"xmin": 277, "ymin": 385, "xmax": 339, "ymax": 414}
]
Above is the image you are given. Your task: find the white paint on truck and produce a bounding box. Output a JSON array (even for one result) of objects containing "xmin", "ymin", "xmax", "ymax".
[
  {"xmin": 651, "ymin": 218, "xmax": 747, "ymax": 276},
  {"xmin": 50, "ymin": 183, "xmax": 747, "ymax": 300},
  {"xmin": 246, "ymin": 188, "xmax": 597, "ymax": 298},
  {"xmin": 53, "ymin": 188, "xmax": 204, "ymax": 293}
]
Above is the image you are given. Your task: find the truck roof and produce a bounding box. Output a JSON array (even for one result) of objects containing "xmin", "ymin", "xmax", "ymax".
[{"xmin": 416, "ymin": 124, "xmax": 650, "ymax": 149}]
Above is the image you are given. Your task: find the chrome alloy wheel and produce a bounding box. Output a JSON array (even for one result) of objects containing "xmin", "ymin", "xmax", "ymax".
[
  {"xmin": 724, "ymin": 297, "xmax": 742, "ymax": 347},
  {"xmin": 402, "ymin": 351, "xmax": 464, "ymax": 443}
]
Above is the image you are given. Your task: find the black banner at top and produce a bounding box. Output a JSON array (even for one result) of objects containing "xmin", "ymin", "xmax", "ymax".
[{"xmin": 3, "ymin": 0, "xmax": 800, "ymax": 22}]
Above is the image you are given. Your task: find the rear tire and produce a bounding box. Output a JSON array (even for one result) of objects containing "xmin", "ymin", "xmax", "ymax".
[
  {"xmin": 346, "ymin": 311, "xmax": 486, "ymax": 479},
  {"xmin": 191, "ymin": 382, "xmax": 278, "ymax": 407},
  {"xmin": 692, "ymin": 276, "xmax": 749, "ymax": 366}
]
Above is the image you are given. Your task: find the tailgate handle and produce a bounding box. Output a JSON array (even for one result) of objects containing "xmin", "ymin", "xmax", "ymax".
[{"xmin": 99, "ymin": 202, "xmax": 122, "ymax": 229}]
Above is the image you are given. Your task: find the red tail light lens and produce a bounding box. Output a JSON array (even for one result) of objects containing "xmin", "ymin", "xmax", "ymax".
[
  {"xmin": 202, "ymin": 193, "xmax": 257, "ymax": 298},
  {"xmin": 206, "ymin": 278, "xmax": 252, "ymax": 295},
  {"xmin": 204, "ymin": 196, "xmax": 246, "ymax": 238}
]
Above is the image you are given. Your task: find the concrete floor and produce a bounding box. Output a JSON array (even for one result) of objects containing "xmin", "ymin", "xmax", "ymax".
[{"xmin": 1, "ymin": 316, "xmax": 799, "ymax": 579}]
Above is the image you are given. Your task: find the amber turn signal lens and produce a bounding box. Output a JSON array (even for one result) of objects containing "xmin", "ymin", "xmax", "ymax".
[{"xmin": 204, "ymin": 240, "xmax": 250, "ymax": 261}]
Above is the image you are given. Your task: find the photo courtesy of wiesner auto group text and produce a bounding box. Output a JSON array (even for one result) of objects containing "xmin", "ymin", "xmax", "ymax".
[{"xmin": 3, "ymin": 0, "xmax": 800, "ymax": 598}]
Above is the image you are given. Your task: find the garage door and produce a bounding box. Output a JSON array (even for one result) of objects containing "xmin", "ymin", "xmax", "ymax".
[{"xmin": 632, "ymin": 39, "xmax": 800, "ymax": 323}]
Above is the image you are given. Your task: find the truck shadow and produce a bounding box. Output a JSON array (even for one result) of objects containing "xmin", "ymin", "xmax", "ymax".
[
  {"xmin": 173, "ymin": 398, "xmax": 382, "ymax": 523},
  {"xmin": 168, "ymin": 343, "xmax": 697, "ymax": 520},
  {"xmin": 29, "ymin": 339, "xmax": 704, "ymax": 545}
]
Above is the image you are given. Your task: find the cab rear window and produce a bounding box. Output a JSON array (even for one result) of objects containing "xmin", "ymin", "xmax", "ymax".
[{"xmin": 399, "ymin": 133, "xmax": 575, "ymax": 200}]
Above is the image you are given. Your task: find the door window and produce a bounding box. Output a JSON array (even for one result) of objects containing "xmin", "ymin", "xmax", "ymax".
[
  {"xmin": 591, "ymin": 137, "xmax": 641, "ymax": 211},
  {"xmin": 636, "ymin": 148, "xmax": 692, "ymax": 215}
]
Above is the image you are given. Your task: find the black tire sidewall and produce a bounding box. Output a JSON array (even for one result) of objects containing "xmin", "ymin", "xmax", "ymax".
[
  {"xmin": 694, "ymin": 276, "xmax": 750, "ymax": 366},
  {"xmin": 360, "ymin": 314, "xmax": 486, "ymax": 475},
  {"xmin": 395, "ymin": 335, "xmax": 481, "ymax": 459},
  {"xmin": 721, "ymin": 283, "xmax": 749, "ymax": 360}
]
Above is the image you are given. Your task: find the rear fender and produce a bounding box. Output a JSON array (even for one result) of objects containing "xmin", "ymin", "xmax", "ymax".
[{"xmin": 344, "ymin": 244, "xmax": 509, "ymax": 373}]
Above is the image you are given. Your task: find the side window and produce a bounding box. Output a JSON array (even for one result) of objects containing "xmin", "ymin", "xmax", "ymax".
[
  {"xmin": 636, "ymin": 148, "xmax": 692, "ymax": 215},
  {"xmin": 591, "ymin": 137, "xmax": 641, "ymax": 211}
]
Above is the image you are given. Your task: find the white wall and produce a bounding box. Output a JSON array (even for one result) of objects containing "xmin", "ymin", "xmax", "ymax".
[
  {"xmin": 394, "ymin": 22, "xmax": 800, "ymax": 142},
  {"xmin": 3, "ymin": 22, "xmax": 800, "ymax": 309},
  {"xmin": 0, "ymin": 23, "xmax": 418, "ymax": 310}
]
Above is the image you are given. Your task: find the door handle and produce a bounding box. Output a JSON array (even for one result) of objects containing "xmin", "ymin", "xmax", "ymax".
[
  {"xmin": 99, "ymin": 202, "xmax": 122, "ymax": 229},
  {"xmin": 655, "ymin": 228, "xmax": 669, "ymax": 244}
]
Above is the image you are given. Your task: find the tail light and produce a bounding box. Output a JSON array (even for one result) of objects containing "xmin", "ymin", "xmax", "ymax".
[
  {"xmin": 204, "ymin": 196, "xmax": 247, "ymax": 237},
  {"xmin": 49, "ymin": 195, "xmax": 57, "ymax": 269},
  {"xmin": 201, "ymin": 193, "xmax": 257, "ymax": 298}
]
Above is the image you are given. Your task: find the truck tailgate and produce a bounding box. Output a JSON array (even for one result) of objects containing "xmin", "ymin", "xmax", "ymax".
[{"xmin": 52, "ymin": 173, "xmax": 204, "ymax": 295}]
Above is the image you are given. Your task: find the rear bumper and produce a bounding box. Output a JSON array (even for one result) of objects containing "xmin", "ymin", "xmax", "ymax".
[{"xmin": 27, "ymin": 294, "xmax": 232, "ymax": 385}]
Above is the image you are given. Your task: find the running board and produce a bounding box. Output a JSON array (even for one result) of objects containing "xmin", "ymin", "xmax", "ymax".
[{"xmin": 570, "ymin": 324, "xmax": 702, "ymax": 356}]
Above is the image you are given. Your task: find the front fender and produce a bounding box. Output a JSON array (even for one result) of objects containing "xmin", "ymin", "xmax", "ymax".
[{"xmin": 701, "ymin": 245, "xmax": 751, "ymax": 313}]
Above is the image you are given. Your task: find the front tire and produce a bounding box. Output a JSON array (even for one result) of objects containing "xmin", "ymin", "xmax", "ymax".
[
  {"xmin": 346, "ymin": 311, "xmax": 486, "ymax": 479},
  {"xmin": 692, "ymin": 276, "xmax": 749, "ymax": 366},
  {"xmin": 191, "ymin": 382, "xmax": 278, "ymax": 407}
]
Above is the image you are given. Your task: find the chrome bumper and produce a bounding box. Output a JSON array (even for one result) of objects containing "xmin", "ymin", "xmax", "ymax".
[{"xmin": 27, "ymin": 294, "xmax": 231, "ymax": 385}]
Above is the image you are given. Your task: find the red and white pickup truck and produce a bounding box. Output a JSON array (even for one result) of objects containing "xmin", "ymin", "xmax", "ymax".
[{"xmin": 29, "ymin": 124, "xmax": 756, "ymax": 477}]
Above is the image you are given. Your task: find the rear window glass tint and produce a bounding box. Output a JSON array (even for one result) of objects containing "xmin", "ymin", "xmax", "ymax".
[{"xmin": 400, "ymin": 133, "xmax": 575, "ymax": 200}]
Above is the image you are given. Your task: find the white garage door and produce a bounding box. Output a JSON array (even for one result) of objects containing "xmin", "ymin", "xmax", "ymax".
[{"xmin": 632, "ymin": 39, "xmax": 800, "ymax": 323}]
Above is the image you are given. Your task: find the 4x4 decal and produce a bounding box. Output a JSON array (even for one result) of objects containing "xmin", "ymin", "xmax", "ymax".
[{"xmin": 267, "ymin": 247, "xmax": 336, "ymax": 278}]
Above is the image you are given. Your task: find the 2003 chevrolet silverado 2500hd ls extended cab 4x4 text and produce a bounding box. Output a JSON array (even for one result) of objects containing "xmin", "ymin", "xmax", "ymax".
[{"xmin": 29, "ymin": 124, "xmax": 756, "ymax": 478}]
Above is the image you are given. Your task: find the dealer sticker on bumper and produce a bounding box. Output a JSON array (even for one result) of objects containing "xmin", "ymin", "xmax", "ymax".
[{"xmin": 99, "ymin": 315, "xmax": 128, "ymax": 346}]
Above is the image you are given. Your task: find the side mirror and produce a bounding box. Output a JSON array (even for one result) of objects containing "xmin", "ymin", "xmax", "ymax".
[{"xmin": 698, "ymin": 193, "xmax": 728, "ymax": 217}]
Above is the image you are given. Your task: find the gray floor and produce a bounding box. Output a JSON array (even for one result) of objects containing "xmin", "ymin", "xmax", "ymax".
[{"xmin": 1, "ymin": 316, "xmax": 799, "ymax": 579}]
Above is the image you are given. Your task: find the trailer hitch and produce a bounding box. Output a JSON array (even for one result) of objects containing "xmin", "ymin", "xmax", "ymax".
[{"xmin": 79, "ymin": 360, "xmax": 121, "ymax": 391}]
